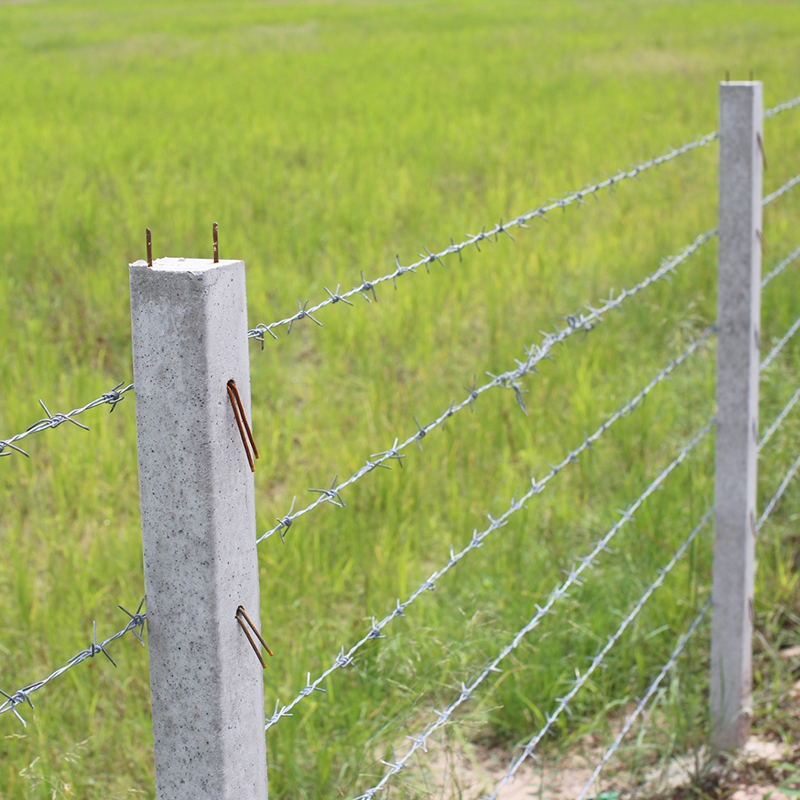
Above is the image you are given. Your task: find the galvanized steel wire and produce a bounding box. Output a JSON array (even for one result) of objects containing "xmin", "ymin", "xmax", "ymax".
[
  {"xmin": 763, "ymin": 173, "xmax": 800, "ymax": 207},
  {"xmin": 259, "ymin": 231, "xmax": 716, "ymax": 544},
  {"xmin": 0, "ymin": 383, "xmax": 133, "ymax": 460},
  {"xmin": 573, "ymin": 598, "xmax": 712, "ymax": 800},
  {"xmin": 247, "ymin": 135, "xmax": 718, "ymax": 344},
  {"xmin": 487, "ymin": 508, "xmax": 714, "ymax": 800},
  {"xmin": 760, "ymin": 313, "xmax": 800, "ymax": 373},
  {"xmin": 765, "ymin": 94, "xmax": 800, "ymax": 119},
  {"xmin": 265, "ymin": 330, "xmax": 715, "ymax": 730},
  {"xmin": 0, "ymin": 600, "xmax": 146, "ymax": 726},
  {"xmin": 757, "ymin": 451, "xmax": 800, "ymax": 533},
  {"xmin": 762, "ymin": 245, "xmax": 800, "ymax": 288},
  {"xmin": 349, "ymin": 420, "xmax": 713, "ymax": 800}
]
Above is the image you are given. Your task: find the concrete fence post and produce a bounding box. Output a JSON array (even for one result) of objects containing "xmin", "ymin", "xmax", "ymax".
[
  {"xmin": 710, "ymin": 81, "xmax": 763, "ymax": 753},
  {"xmin": 129, "ymin": 256, "xmax": 268, "ymax": 799}
]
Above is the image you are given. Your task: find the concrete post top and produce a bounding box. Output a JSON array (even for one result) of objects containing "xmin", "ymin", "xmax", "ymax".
[
  {"xmin": 719, "ymin": 81, "xmax": 762, "ymax": 87},
  {"xmin": 130, "ymin": 257, "xmax": 244, "ymax": 274}
]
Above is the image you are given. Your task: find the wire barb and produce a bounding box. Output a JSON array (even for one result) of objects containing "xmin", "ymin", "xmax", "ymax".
[
  {"xmin": 0, "ymin": 383, "xmax": 134, "ymax": 460},
  {"xmin": 0, "ymin": 599, "xmax": 147, "ymax": 725}
]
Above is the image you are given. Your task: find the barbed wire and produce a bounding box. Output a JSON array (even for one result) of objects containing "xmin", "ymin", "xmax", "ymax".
[
  {"xmin": 759, "ymin": 382, "xmax": 800, "ymax": 452},
  {"xmin": 760, "ymin": 312, "xmax": 800, "ymax": 373},
  {"xmin": 487, "ymin": 507, "xmax": 714, "ymax": 800},
  {"xmin": 347, "ymin": 420, "xmax": 713, "ymax": 800},
  {"xmin": 765, "ymin": 94, "xmax": 800, "ymax": 119},
  {"xmin": 247, "ymin": 136, "xmax": 718, "ymax": 344},
  {"xmin": 573, "ymin": 597, "xmax": 712, "ymax": 800},
  {"xmin": 0, "ymin": 382, "xmax": 134, "ymax": 460},
  {"xmin": 259, "ymin": 231, "xmax": 716, "ymax": 544},
  {"xmin": 0, "ymin": 600, "xmax": 146, "ymax": 727},
  {"xmin": 756, "ymin": 450, "xmax": 800, "ymax": 534},
  {"xmin": 264, "ymin": 331, "xmax": 715, "ymax": 730},
  {"xmin": 762, "ymin": 245, "xmax": 800, "ymax": 288},
  {"xmin": 763, "ymin": 173, "xmax": 800, "ymax": 207}
]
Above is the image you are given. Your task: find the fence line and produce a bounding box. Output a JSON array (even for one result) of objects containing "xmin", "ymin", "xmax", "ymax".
[
  {"xmin": 0, "ymin": 599, "xmax": 146, "ymax": 727},
  {"xmin": 265, "ymin": 330, "xmax": 715, "ymax": 730},
  {"xmin": 763, "ymin": 173, "xmax": 800, "ymax": 207},
  {"xmin": 760, "ymin": 312, "xmax": 800, "ymax": 373},
  {"xmin": 351, "ymin": 420, "xmax": 713, "ymax": 800},
  {"xmin": 756, "ymin": 450, "xmax": 800, "ymax": 534},
  {"xmin": 759, "ymin": 381, "xmax": 800, "ymax": 451},
  {"xmin": 487, "ymin": 507, "xmax": 714, "ymax": 800},
  {"xmin": 259, "ymin": 231, "xmax": 716, "ymax": 544},
  {"xmin": 573, "ymin": 598, "xmax": 713, "ymax": 800},
  {"xmin": 761, "ymin": 245, "xmax": 800, "ymax": 288},
  {"xmin": 246, "ymin": 136, "xmax": 719, "ymax": 345},
  {"xmin": 765, "ymin": 93, "xmax": 800, "ymax": 119},
  {"xmin": 0, "ymin": 382, "xmax": 133, "ymax": 459}
]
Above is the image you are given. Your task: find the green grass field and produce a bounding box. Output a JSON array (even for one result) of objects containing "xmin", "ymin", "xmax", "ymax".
[{"xmin": 1, "ymin": 1, "xmax": 800, "ymax": 798}]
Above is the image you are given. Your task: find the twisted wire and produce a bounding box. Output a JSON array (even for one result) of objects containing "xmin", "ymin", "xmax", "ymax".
[
  {"xmin": 259, "ymin": 232, "xmax": 716, "ymax": 544},
  {"xmin": 487, "ymin": 508, "xmax": 714, "ymax": 800},
  {"xmin": 761, "ymin": 245, "xmax": 800, "ymax": 288},
  {"xmin": 573, "ymin": 598, "xmax": 712, "ymax": 800},
  {"xmin": 348, "ymin": 420, "xmax": 713, "ymax": 800},
  {"xmin": 247, "ymin": 136, "xmax": 718, "ymax": 344},
  {"xmin": 760, "ymin": 312, "xmax": 800, "ymax": 373},
  {"xmin": 0, "ymin": 383, "xmax": 134, "ymax": 460},
  {"xmin": 759, "ymin": 381, "xmax": 800, "ymax": 452},
  {"xmin": 0, "ymin": 600, "xmax": 146, "ymax": 727},
  {"xmin": 763, "ymin": 173, "xmax": 800, "ymax": 207},
  {"xmin": 756, "ymin": 451, "xmax": 800, "ymax": 533},
  {"xmin": 264, "ymin": 331, "xmax": 715, "ymax": 730},
  {"xmin": 765, "ymin": 94, "xmax": 800, "ymax": 119}
]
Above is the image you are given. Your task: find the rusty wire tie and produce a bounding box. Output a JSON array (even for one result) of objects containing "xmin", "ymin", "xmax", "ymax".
[
  {"xmin": 227, "ymin": 379, "xmax": 259, "ymax": 472},
  {"xmin": 236, "ymin": 605, "xmax": 273, "ymax": 668}
]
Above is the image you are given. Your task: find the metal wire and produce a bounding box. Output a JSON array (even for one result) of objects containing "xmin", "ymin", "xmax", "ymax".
[
  {"xmin": 756, "ymin": 450, "xmax": 800, "ymax": 533},
  {"xmin": 264, "ymin": 331, "xmax": 715, "ymax": 730},
  {"xmin": 765, "ymin": 94, "xmax": 800, "ymax": 120},
  {"xmin": 347, "ymin": 420, "xmax": 713, "ymax": 800},
  {"xmin": 761, "ymin": 245, "xmax": 800, "ymax": 288},
  {"xmin": 487, "ymin": 508, "xmax": 714, "ymax": 800},
  {"xmin": 0, "ymin": 600, "xmax": 146, "ymax": 726},
  {"xmin": 573, "ymin": 598, "xmax": 712, "ymax": 800},
  {"xmin": 763, "ymin": 173, "xmax": 800, "ymax": 207},
  {"xmin": 759, "ymin": 382, "xmax": 800, "ymax": 452},
  {"xmin": 259, "ymin": 232, "xmax": 716, "ymax": 544},
  {"xmin": 0, "ymin": 382, "xmax": 134, "ymax": 460},
  {"xmin": 247, "ymin": 136, "xmax": 718, "ymax": 344},
  {"xmin": 760, "ymin": 312, "xmax": 800, "ymax": 373}
]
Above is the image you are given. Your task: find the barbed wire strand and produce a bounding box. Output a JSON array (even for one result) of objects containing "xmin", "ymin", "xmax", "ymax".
[
  {"xmin": 347, "ymin": 420, "xmax": 713, "ymax": 800},
  {"xmin": 765, "ymin": 94, "xmax": 800, "ymax": 120},
  {"xmin": 259, "ymin": 231, "xmax": 716, "ymax": 544},
  {"xmin": 264, "ymin": 332, "xmax": 715, "ymax": 730},
  {"xmin": 760, "ymin": 312, "xmax": 800, "ymax": 373},
  {"xmin": 759, "ymin": 382, "xmax": 800, "ymax": 452},
  {"xmin": 247, "ymin": 137, "xmax": 719, "ymax": 344},
  {"xmin": 761, "ymin": 245, "xmax": 800, "ymax": 288},
  {"xmin": 573, "ymin": 598, "xmax": 712, "ymax": 800},
  {"xmin": 756, "ymin": 450, "xmax": 800, "ymax": 534},
  {"xmin": 0, "ymin": 383, "xmax": 134, "ymax": 460},
  {"xmin": 0, "ymin": 600, "xmax": 146, "ymax": 726},
  {"xmin": 763, "ymin": 173, "xmax": 800, "ymax": 207},
  {"xmin": 487, "ymin": 508, "xmax": 714, "ymax": 800}
]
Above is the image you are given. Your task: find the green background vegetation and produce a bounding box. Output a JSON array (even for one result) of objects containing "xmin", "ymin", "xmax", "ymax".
[{"xmin": 1, "ymin": 1, "xmax": 799, "ymax": 797}]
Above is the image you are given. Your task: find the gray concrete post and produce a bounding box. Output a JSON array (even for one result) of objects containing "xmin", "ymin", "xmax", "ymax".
[
  {"xmin": 129, "ymin": 257, "xmax": 268, "ymax": 800},
  {"xmin": 710, "ymin": 82, "xmax": 763, "ymax": 753}
]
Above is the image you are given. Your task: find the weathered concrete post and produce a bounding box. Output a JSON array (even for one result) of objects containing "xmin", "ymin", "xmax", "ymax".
[
  {"xmin": 129, "ymin": 256, "xmax": 268, "ymax": 799},
  {"xmin": 710, "ymin": 81, "xmax": 763, "ymax": 753}
]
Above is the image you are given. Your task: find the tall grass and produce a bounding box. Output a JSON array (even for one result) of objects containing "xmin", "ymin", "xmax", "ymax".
[{"xmin": 1, "ymin": 2, "xmax": 799, "ymax": 798}]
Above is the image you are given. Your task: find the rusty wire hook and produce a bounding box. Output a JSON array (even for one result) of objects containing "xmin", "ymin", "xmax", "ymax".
[
  {"xmin": 236, "ymin": 605, "xmax": 273, "ymax": 668},
  {"xmin": 226, "ymin": 379, "xmax": 259, "ymax": 472}
]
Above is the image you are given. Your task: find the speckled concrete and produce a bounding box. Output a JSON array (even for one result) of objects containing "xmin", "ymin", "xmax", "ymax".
[{"xmin": 130, "ymin": 257, "xmax": 267, "ymax": 800}]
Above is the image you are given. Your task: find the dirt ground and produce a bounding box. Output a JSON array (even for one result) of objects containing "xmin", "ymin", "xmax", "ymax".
[{"xmin": 412, "ymin": 653, "xmax": 800, "ymax": 800}]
